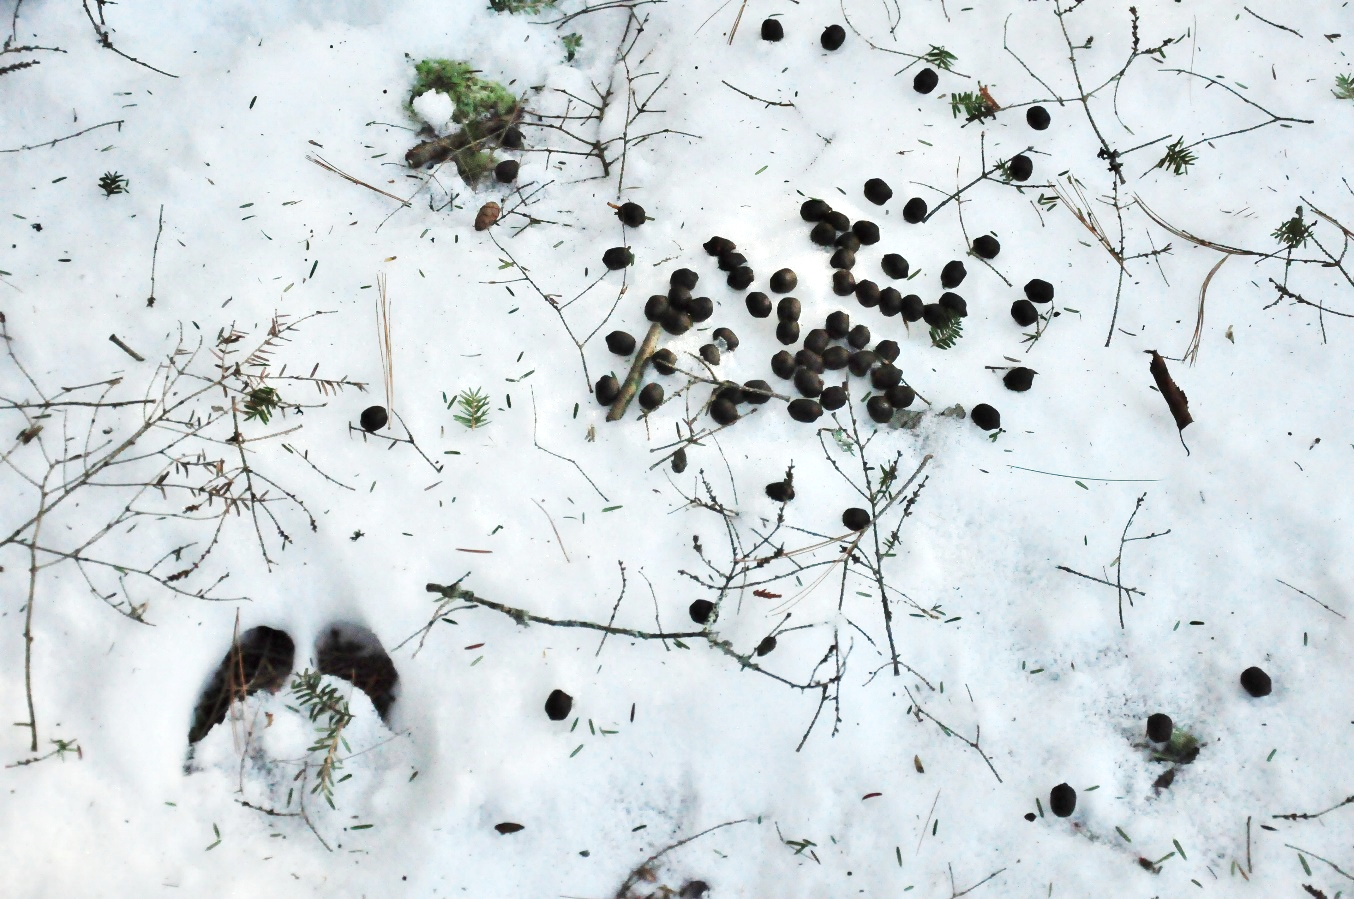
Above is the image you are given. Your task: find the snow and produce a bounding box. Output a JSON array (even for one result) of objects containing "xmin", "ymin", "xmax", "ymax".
[
  {"xmin": 411, "ymin": 89, "xmax": 457, "ymax": 134},
  {"xmin": 1, "ymin": 0, "xmax": 1352, "ymax": 897}
]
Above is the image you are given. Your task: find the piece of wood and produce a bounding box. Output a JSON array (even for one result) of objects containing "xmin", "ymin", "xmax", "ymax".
[{"xmin": 607, "ymin": 322, "xmax": 663, "ymax": 422}]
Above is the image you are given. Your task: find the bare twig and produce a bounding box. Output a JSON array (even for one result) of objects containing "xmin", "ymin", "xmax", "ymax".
[{"xmin": 0, "ymin": 120, "xmax": 123, "ymax": 154}]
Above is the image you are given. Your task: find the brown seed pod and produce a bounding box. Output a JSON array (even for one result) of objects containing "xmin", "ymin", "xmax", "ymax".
[{"xmin": 474, "ymin": 201, "xmax": 501, "ymax": 231}]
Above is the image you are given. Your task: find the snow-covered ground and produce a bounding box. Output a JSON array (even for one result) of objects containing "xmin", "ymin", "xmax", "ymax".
[{"xmin": 2, "ymin": 0, "xmax": 1352, "ymax": 896}]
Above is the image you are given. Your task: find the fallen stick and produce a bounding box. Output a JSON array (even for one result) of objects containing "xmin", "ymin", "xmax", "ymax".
[{"xmin": 607, "ymin": 321, "xmax": 662, "ymax": 422}]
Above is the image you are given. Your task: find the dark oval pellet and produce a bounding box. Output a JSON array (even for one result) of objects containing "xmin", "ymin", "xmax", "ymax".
[
  {"xmin": 743, "ymin": 379, "xmax": 773, "ymax": 404},
  {"xmin": 638, "ymin": 383, "xmax": 664, "ymax": 410},
  {"xmin": 1011, "ymin": 299, "xmax": 1039, "ymax": 327},
  {"xmin": 765, "ymin": 480, "xmax": 795, "ymax": 502},
  {"xmin": 820, "ymin": 24, "xmax": 846, "ymax": 51},
  {"xmin": 900, "ymin": 293, "xmax": 924, "ymax": 322},
  {"xmin": 617, "ymin": 201, "xmax": 645, "ymax": 226},
  {"xmin": 755, "ymin": 635, "xmax": 778, "ymax": 656},
  {"xmin": 825, "ymin": 210, "xmax": 851, "ymax": 232},
  {"xmin": 903, "ymin": 197, "xmax": 927, "ymax": 223},
  {"xmin": 913, "ymin": 67, "xmax": 938, "ymax": 94},
  {"xmin": 703, "ymin": 235, "xmax": 735, "ymax": 256},
  {"xmin": 820, "ymin": 384, "xmax": 847, "ymax": 410},
  {"xmin": 689, "ymin": 599, "xmax": 716, "ymax": 624},
  {"xmin": 842, "ymin": 507, "xmax": 871, "ymax": 530},
  {"xmin": 495, "ymin": 159, "xmax": 520, "ymax": 183},
  {"xmin": 715, "ymin": 383, "xmax": 745, "ymax": 406},
  {"xmin": 501, "ymin": 126, "xmax": 524, "ymax": 149},
  {"xmin": 1241, "ymin": 666, "xmax": 1272, "ymax": 697},
  {"xmin": 662, "ymin": 310, "xmax": 692, "ymax": 335},
  {"xmin": 712, "ymin": 327, "xmax": 739, "ymax": 351},
  {"xmin": 886, "ymin": 385, "xmax": 915, "ymax": 409},
  {"xmin": 878, "ymin": 287, "xmax": 903, "ymax": 317},
  {"xmin": 793, "ymin": 368, "xmax": 824, "ymax": 397},
  {"xmin": 671, "ymin": 268, "xmax": 699, "ymax": 290},
  {"xmin": 777, "ymin": 296, "xmax": 802, "ymax": 321},
  {"xmin": 866, "ymin": 395, "xmax": 894, "ymax": 423},
  {"xmin": 1003, "ymin": 367, "xmax": 1035, "ymax": 392},
  {"xmin": 594, "ymin": 376, "xmax": 620, "ymax": 405},
  {"xmin": 1009, "ymin": 154, "xmax": 1033, "ymax": 182},
  {"xmin": 700, "ymin": 344, "xmax": 721, "ymax": 366},
  {"xmin": 718, "ymin": 251, "xmax": 747, "ymax": 272},
  {"xmin": 830, "ymin": 247, "xmax": 857, "ymax": 270},
  {"xmin": 605, "ymin": 330, "xmax": 637, "ymax": 356},
  {"xmin": 771, "ymin": 351, "xmax": 796, "ymax": 379},
  {"xmin": 645, "ymin": 294, "xmax": 670, "ymax": 322},
  {"xmin": 710, "ymin": 397, "xmax": 739, "ymax": 424},
  {"xmin": 864, "ymin": 178, "xmax": 893, "ymax": 205},
  {"xmin": 688, "ymin": 296, "xmax": 715, "ymax": 322},
  {"xmin": 1027, "ymin": 105, "xmax": 1051, "ymax": 131},
  {"xmin": 852, "ymin": 220, "xmax": 880, "ymax": 245},
  {"xmin": 971, "ymin": 403, "xmax": 1001, "ymax": 431},
  {"xmin": 822, "ymin": 345, "xmax": 850, "ymax": 370},
  {"xmin": 795, "ymin": 348, "xmax": 825, "ymax": 372},
  {"xmin": 847, "ymin": 324, "xmax": 871, "ymax": 349},
  {"xmin": 826, "ymin": 310, "xmax": 851, "ymax": 339},
  {"xmin": 770, "ymin": 268, "xmax": 799, "ymax": 293},
  {"xmin": 360, "ymin": 405, "xmax": 389, "ymax": 432},
  {"xmin": 727, "ymin": 267, "xmax": 755, "ymax": 291},
  {"xmin": 847, "ymin": 350, "xmax": 877, "ymax": 377},
  {"xmin": 668, "ymin": 285, "xmax": 692, "ymax": 308},
  {"xmin": 671, "ymin": 447, "xmax": 688, "ymax": 473},
  {"xmin": 801, "ymin": 198, "xmax": 831, "ymax": 221},
  {"xmin": 940, "ymin": 260, "xmax": 967, "ymax": 288},
  {"xmin": 776, "ymin": 320, "xmax": 801, "ymax": 345},
  {"xmin": 545, "ymin": 689, "xmax": 573, "ymax": 721},
  {"xmin": 855, "ymin": 279, "xmax": 881, "ymax": 308},
  {"xmin": 871, "ymin": 364, "xmax": 902, "ymax": 390},
  {"xmin": 972, "ymin": 235, "xmax": 1001, "ymax": 259},
  {"xmin": 874, "ymin": 339, "xmax": 900, "ymax": 363},
  {"xmin": 787, "ymin": 399, "xmax": 823, "ymax": 423},
  {"xmin": 1025, "ymin": 278, "xmax": 1055, "ymax": 303},
  {"xmin": 834, "ymin": 231, "xmax": 861, "ymax": 252},
  {"xmin": 761, "ymin": 17, "xmax": 784, "ymax": 41},
  {"xmin": 810, "ymin": 221, "xmax": 837, "ymax": 246},
  {"xmin": 603, "ymin": 246, "xmax": 634, "ymax": 270},
  {"xmin": 803, "ymin": 328, "xmax": 831, "ymax": 355},
  {"xmin": 832, "ymin": 270, "xmax": 856, "ymax": 296},
  {"xmin": 651, "ymin": 348, "xmax": 678, "ymax": 376},
  {"xmin": 746, "ymin": 291, "xmax": 773, "ymax": 318},
  {"xmin": 1049, "ymin": 783, "xmax": 1076, "ymax": 817},
  {"xmin": 939, "ymin": 291, "xmax": 967, "ymax": 318},
  {"xmin": 881, "ymin": 254, "xmax": 909, "ymax": 280},
  {"xmin": 922, "ymin": 304, "xmax": 951, "ymax": 329},
  {"xmin": 1146, "ymin": 713, "xmax": 1173, "ymax": 743}
]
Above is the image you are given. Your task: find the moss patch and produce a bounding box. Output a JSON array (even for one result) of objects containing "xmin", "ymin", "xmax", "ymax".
[{"xmin": 409, "ymin": 59, "xmax": 516, "ymax": 124}]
